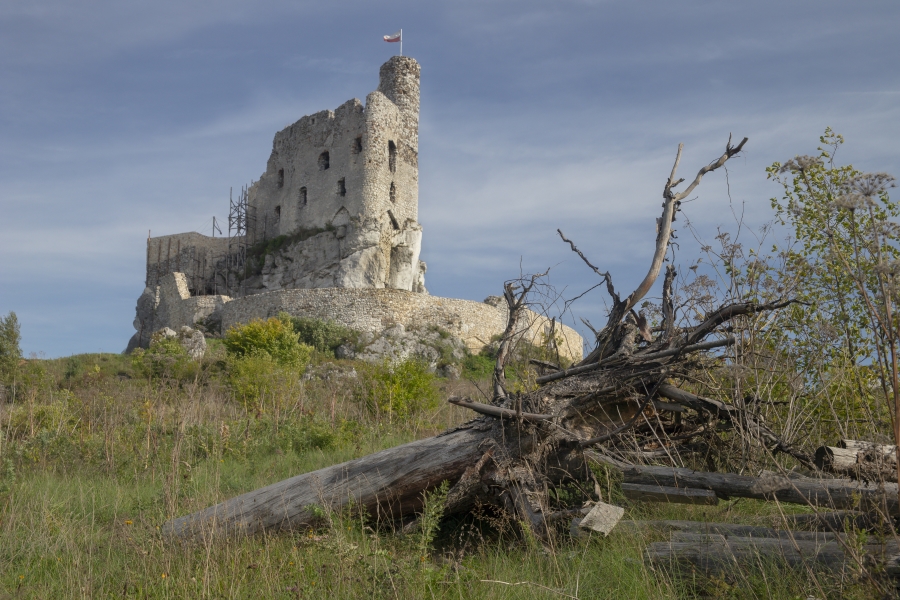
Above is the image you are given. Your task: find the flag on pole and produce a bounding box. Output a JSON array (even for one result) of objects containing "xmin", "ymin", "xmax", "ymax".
[{"xmin": 383, "ymin": 30, "xmax": 401, "ymax": 43}]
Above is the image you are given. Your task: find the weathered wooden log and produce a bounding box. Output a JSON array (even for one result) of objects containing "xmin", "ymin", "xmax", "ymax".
[
  {"xmin": 646, "ymin": 533, "xmax": 900, "ymax": 577},
  {"xmin": 783, "ymin": 510, "xmax": 886, "ymax": 533},
  {"xmin": 623, "ymin": 465, "xmax": 899, "ymax": 513},
  {"xmin": 164, "ymin": 426, "xmax": 491, "ymax": 538},
  {"xmin": 621, "ymin": 483, "xmax": 718, "ymax": 505},
  {"xmin": 620, "ymin": 519, "xmax": 841, "ymax": 541},
  {"xmin": 815, "ymin": 440, "xmax": 898, "ymax": 482},
  {"xmin": 839, "ymin": 439, "xmax": 897, "ymax": 454},
  {"xmin": 814, "ymin": 446, "xmax": 859, "ymax": 472}
]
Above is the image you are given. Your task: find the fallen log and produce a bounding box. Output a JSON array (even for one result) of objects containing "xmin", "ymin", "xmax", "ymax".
[
  {"xmin": 815, "ymin": 439, "xmax": 898, "ymax": 482},
  {"xmin": 164, "ymin": 426, "xmax": 491, "ymax": 538},
  {"xmin": 646, "ymin": 533, "xmax": 900, "ymax": 578},
  {"xmin": 623, "ymin": 465, "xmax": 899, "ymax": 513},
  {"xmin": 839, "ymin": 439, "xmax": 897, "ymax": 454},
  {"xmin": 619, "ymin": 519, "xmax": 841, "ymax": 541},
  {"xmin": 621, "ymin": 483, "xmax": 718, "ymax": 505}
]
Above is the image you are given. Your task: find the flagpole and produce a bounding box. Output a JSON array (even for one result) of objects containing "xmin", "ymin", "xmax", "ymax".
[{"xmin": 400, "ymin": 29, "xmax": 403, "ymax": 56}]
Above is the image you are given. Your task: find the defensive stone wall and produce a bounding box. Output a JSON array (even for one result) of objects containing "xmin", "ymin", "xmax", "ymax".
[
  {"xmin": 128, "ymin": 273, "xmax": 584, "ymax": 362},
  {"xmin": 221, "ymin": 287, "xmax": 583, "ymax": 362}
]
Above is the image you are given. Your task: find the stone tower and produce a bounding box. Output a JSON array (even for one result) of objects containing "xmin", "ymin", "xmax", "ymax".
[{"xmin": 245, "ymin": 55, "xmax": 425, "ymax": 293}]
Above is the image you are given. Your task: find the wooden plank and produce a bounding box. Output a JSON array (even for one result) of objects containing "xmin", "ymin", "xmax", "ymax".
[{"xmin": 621, "ymin": 483, "xmax": 718, "ymax": 505}]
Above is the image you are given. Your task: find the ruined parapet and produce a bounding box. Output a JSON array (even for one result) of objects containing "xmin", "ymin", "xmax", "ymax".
[
  {"xmin": 126, "ymin": 273, "xmax": 231, "ymax": 352},
  {"xmin": 145, "ymin": 232, "xmax": 233, "ymax": 295}
]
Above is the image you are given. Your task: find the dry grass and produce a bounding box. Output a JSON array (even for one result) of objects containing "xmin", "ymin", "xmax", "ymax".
[{"xmin": 0, "ymin": 350, "xmax": 886, "ymax": 598}]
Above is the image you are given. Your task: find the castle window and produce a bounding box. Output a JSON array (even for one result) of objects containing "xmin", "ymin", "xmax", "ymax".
[
  {"xmin": 353, "ymin": 136, "xmax": 363, "ymax": 154},
  {"xmin": 388, "ymin": 140, "xmax": 397, "ymax": 173},
  {"xmin": 319, "ymin": 151, "xmax": 330, "ymax": 170},
  {"xmin": 299, "ymin": 187, "xmax": 307, "ymax": 206},
  {"xmin": 390, "ymin": 182, "xmax": 397, "ymax": 203},
  {"xmin": 275, "ymin": 205, "xmax": 281, "ymax": 220},
  {"xmin": 277, "ymin": 169, "xmax": 284, "ymax": 188},
  {"xmin": 337, "ymin": 178, "xmax": 346, "ymax": 196}
]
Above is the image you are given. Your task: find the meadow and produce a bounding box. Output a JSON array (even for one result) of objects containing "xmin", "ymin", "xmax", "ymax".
[{"xmin": 0, "ymin": 330, "xmax": 886, "ymax": 599}]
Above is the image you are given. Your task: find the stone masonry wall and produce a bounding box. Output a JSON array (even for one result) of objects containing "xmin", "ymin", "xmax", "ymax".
[
  {"xmin": 220, "ymin": 287, "xmax": 583, "ymax": 362},
  {"xmin": 146, "ymin": 232, "xmax": 233, "ymax": 294},
  {"xmin": 131, "ymin": 273, "xmax": 584, "ymax": 362}
]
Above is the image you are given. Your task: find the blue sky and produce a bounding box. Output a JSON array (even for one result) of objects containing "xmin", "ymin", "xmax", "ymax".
[{"xmin": 2, "ymin": 0, "xmax": 899, "ymax": 358}]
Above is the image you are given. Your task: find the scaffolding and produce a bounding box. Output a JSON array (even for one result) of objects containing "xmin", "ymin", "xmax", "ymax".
[{"xmin": 225, "ymin": 184, "xmax": 255, "ymax": 296}]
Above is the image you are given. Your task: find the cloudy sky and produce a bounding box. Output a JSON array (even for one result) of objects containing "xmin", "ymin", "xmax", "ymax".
[{"xmin": 2, "ymin": 0, "xmax": 898, "ymax": 357}]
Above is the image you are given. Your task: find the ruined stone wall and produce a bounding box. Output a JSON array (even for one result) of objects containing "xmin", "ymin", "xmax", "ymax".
[
  {"xmin": 145, "ymin": 233, "xmax": 233, "ymax": 294},
  {"xmin": 127, "ymin": 272, "xmax": 231, "ymax": 352},
  {"xmin": 220, "ymin": 287, "xmax": 584, "ymax": 362},
  {"xmin": 130, "ymin": 274, "xmax": 584, "ymax": 361}
]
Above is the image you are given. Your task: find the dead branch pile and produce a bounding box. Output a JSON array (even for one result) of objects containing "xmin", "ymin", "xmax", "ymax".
[{"xmin": 167, "ymin": 135, "xmax": 823, "ymax": 541}]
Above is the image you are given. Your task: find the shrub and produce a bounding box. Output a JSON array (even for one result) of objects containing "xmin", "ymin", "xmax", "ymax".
[
  {"xmin": 227, "ymin": 351, "xmax": 302, "ymax": 412},
  {"xmin": 286, "ymin": 314, "xmax": 357, "ymax": 356},
  {"xmin": 462, "ymin": 351, "xmax": 495, "ymax": 380},
  {"xmin": 355, "ymin": 358, "xmax": 440, "ymax": 420},
  {"xmin": 223, "ymin": 317, "xmax": 311, "ymax": 367},
  {"xmin": 131, "ymin": 332, "xmax": 198, "ymax": 381}
]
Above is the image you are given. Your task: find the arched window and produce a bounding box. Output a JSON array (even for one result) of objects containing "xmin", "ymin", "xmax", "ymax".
[
  {"xmin": 277, "ymin": 169, "xmax": 284, "ymax": 188},
  {"xmin": 299, "ymin": 187, "xmax": 307, "ymax": 206},
  {"xmin": 353, "ymin": 136, "xmax": 363, "ymax": 154},
  {"xmin": 319, "ymin": 151, "xmax": 330, "ymax": 170},
  {"xmin": 389, "ymin": 182, "xmax": 396, "ymax": 203},
  {"xmin": 274, "ymin": 205, "xmax": 281, "ymax": 221},
  {"xmin": 388, "ymin": 140, "xmax": 397, "ymax": 173}
]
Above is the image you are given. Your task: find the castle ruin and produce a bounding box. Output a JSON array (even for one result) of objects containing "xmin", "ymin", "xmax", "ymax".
[{"xmin": 127, "ymin": 56, "xmax": 583, "ymax": 362}]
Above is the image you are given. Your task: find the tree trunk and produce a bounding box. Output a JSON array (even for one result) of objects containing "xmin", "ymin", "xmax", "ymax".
[{"xmin": 164, "ymin": 426, "xmax": 491, "ymax": 538}]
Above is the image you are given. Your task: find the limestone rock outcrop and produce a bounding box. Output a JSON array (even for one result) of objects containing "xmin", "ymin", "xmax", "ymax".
[
  {"xmin": 353, "ymin": 323, "xmax": 467, "ymax": 372},
  {"xmin": 155, "ymin": 326, "xmax": 207, "ymax": 360}
]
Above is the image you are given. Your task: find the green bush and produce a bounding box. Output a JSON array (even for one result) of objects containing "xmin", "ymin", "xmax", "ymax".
[
  {"xmin": 286, "ymin": 314, "xmax": 357, "ymax": 356},
  {"xmin": 227, "ymin": 352, "xmax": 302, "ymax": 412},
  {"xmin": 223, "ymin": 317, "xmax": 311, "ymax": 367},
  {"xmin": 355, "ymin": 359, "xmax": 440, "ymax": 420},
  {"xmin": 462, "ymin": 351, "xmax": 495, "ymax": 380},
  {"xmin": 131, "ymin": 333, "xmax": 198, "ymax": 381}
]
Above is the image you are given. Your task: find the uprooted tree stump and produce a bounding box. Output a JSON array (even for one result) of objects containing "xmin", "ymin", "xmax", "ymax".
[{"xmin": 165, "ymin": 134, "xmax": 827, "ymax": 540}]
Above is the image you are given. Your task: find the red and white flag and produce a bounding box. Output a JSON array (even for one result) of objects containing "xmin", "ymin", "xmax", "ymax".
[{"xmin": 383, "ymin": 30, "xmax": 401, "ymax": 43}]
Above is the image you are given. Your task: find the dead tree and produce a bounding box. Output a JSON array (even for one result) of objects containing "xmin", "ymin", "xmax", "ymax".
[{"xmin": 166, "ymin": 135, "xmax": 813, "ymax": 539}]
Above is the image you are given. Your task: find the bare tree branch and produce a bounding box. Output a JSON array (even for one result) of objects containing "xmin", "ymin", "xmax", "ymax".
[{"xmin": 621, "ymin": 136, "xmax": 748, "ymax": 314}]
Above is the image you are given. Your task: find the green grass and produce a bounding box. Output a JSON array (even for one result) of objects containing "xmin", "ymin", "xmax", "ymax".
[{"xmin": 0, "ymin": 352, "xmax": 887, "ymax": 598}]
